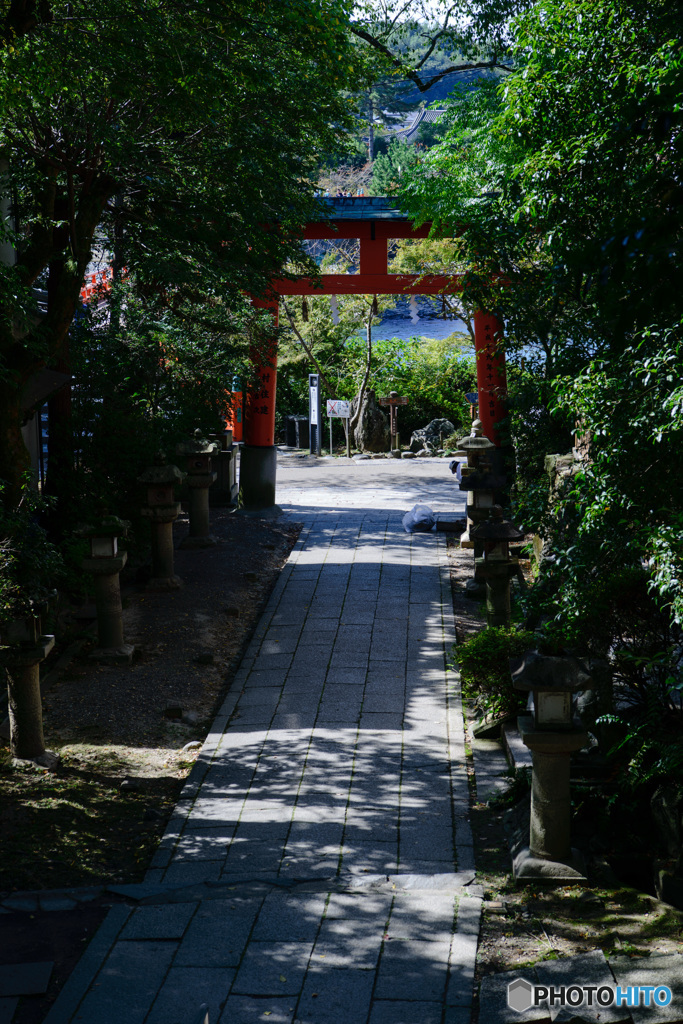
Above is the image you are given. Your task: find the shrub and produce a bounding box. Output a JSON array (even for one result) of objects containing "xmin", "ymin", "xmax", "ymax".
[{"xmin": 455, "ymin": 626, "xmax": 534, "ymax": 717}]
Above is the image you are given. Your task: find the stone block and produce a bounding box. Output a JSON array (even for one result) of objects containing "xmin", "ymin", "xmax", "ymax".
[
  {"xmin": 120, "ymin": 902, "xmax": 197, "ymax": 940},
  {"xmin": 477, "ymin": 970, "xmax": 549, "ymax": 1024},
  {"xmin": 386, "ymin": 894, "xmax": 456, "ymax": 942},
  {"xmin": 219, "ymin": 995, "xmax": 295, "ymax": 1023},
  {"xmin": 374, "ymin": 939, "xmax": 451, "ymax": 1001},
  {"xmin": 295, "ymin": 966, "xmax": 375, "ymax": 1024},
  {"xmin": 368, "ymin": 999, "xmax": 443, "ymax": 1024},
  {"xmin": 251, "ymin": 893, "xmax": 327, "ymax": 942},
  {"xmin": 175, "ymin": 898, "xmax": 262, "ymax": 967},
  {"xmin": 146, "ymin": 967, "xmax": 235, "ymax": 1024},
  {"xmin": 535, "ymin": 949, "xmax": 629, "ymax": 1022},
  {"xmin": 232, "ymin": 941, "xmax": 312, "ymax": 996},
  {"xmin": 74, "ymin": 940, "xmax": 176, "ymax": 1024},
  {"xmin": 609, "ymin": 953, "xmax": 683, "ymax": 1023}
]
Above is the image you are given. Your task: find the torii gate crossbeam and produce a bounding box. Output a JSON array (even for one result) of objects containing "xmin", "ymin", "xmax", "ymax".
[{"xmin": 239, "ymin": 198, "xmax": 507, "ymax": 510}]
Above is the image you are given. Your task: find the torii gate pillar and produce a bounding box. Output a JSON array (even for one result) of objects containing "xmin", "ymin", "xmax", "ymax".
[
  {"xmin": 239, "ymin": 298, "xmax": 279, "ymax": 510},
  {"xmin": 474, "ymin": 310, "xmax": 507, "ymax": 446}
]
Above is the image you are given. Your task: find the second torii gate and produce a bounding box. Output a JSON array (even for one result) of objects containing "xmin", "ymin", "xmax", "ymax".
[{"xmin": 239, "ymin": 197, "xmax": 507, "ymax": 509}]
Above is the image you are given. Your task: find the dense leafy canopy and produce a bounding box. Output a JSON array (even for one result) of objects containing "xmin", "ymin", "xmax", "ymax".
[
  {"xmin": 0, "ymin": 0, "xmax": 360, "ymax": 498},
  {"xmin": 399, "ymin": 0, "xmax": 683, "ymax": 643}
]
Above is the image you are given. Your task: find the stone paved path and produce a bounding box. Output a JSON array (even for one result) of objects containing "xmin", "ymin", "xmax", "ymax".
[{"xmin": 46, "ymin": 458, "xmax": 480, "ymax": 1024}]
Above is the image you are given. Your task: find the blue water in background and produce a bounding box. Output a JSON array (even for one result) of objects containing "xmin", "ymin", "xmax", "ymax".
[{"xmin": 363, "ymin": 295, "xmax": 469, "ymax": 342}]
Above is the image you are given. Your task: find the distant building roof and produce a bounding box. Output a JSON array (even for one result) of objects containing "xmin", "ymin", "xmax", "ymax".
[
  {"xmin": 393, "ymin": 108, "xmax": 446, "ymax": 144},
  {"xmin": 316, "ymin": 197, "xmax": 407, "ymax": 220}
]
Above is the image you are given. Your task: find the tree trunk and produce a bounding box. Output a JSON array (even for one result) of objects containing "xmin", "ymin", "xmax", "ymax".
[{"xmin": 7, "ymin": 663, "xmax": 46, "ymax": 760}]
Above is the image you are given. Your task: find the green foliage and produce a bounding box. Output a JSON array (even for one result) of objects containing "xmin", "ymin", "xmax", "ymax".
[
  {"xmin": 279, "ymin": 287, "xmax": 477, "ymax": 439},
  {"xmin": 0, "ymin": 483, "xmax": 63, "ymax": 625},
  {"xmin": 65, "ymin": 282, "xmax": 249, "ymax": 534},
  {"xmin": 371, "ymin": 138, "xmax": 420, "ymax": 195},
  {"xmin": 455, "ymin": 626, "xmax": 534, "ymax": 717},
  {"xmin": 0, "ymin": 0, "xmax": 362, "ymax": 498}
]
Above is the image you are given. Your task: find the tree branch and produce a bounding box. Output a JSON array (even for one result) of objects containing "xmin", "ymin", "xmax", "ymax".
[
  {"xmin": 282, "ymin": 300, "xmax": 337, "ymax": 397},
  {"xmin": 349, "ymin": 24, "xmax": 512, "ymax": 92}
]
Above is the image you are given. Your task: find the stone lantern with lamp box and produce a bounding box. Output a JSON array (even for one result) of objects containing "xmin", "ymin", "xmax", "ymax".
[{"xmin": 509, "ymin": 650, "xmax": 592, "ymax": 882}]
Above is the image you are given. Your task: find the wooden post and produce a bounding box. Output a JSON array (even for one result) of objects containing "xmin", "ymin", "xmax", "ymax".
[{"xmin": 473, "ymin": 310, "xmax": 507, "ymax": 446}]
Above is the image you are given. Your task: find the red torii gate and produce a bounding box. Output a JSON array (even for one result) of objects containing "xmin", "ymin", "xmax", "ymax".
[{"xmin": 239, "ymin": 197, "xmax": 507, "ymax": 509}]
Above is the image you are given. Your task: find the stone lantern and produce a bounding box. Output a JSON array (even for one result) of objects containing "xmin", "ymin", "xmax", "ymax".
[
  {"xmin": 3, "ymin": 603, "xmax": 56, "ymax": 765},
  {"xmin": 176, "ymin": 429, "xmax": 219, "ymax": 547},
  {"xmin": 455, "ymin": 421, "xmax": 506, "ymax": 596},
  {"xmin": 80, "ymin": 516, "xmax": 134, "ymax": 664},
  {"xmin": 510, "ymin": 651, "xmax": 591, "ymax": 882},
  {"xmin": 470, "ymin": 505, "xmax": 524, "ymax": 627},
  {"xmin": 139, "ymin": 455, "xmax": 186, "ymax": 589},
  {"xmin": 209, "ymin": 425, "xmax": 238, "ymax": 507}
]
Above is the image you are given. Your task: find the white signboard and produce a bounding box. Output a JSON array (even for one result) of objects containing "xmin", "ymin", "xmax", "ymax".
[
  {"xmin": 309, "ymin": 376, "xmax": 319, "ymax": 427},
  {"xmin": 326, "ymin": 399, "xmax": 350, "ymax": 418}
]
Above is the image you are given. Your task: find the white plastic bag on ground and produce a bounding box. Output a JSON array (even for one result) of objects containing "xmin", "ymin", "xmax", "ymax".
[{"xmin": 402, "ymin": 504, "xmax": 436, "ymax": 533}]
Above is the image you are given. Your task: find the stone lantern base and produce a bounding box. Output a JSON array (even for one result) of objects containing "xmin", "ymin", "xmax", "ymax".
[
  {"xmin": 512, "ymin": 846, "xmax": 587, "ymax": 883},
  {"xmin": 511, "ymin": 714, "xmax": 589, "ymax": 883}
]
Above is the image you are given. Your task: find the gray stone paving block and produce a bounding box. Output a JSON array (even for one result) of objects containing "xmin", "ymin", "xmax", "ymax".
[
  {"xmin": 370, "ymin": 646, "xmax": 407, "ymax": 662},
  {"xmin": 295, "ymin": 967, "xmax": 375, "ymax": 1024},
  {"xmin": 608, "ymin": 953, "xmax": 683, "ymax": 1023},
  {"xmin": 340, "ymin": 842, "xmax": 399, "ymax": 875},
  {"xmin": 368, "ymin": 999, "xmax": 443, "ymax": 1024},
  {"xmin": 375, "ymin": 939, "xmax": 451, "ymax": 1001},
  {"xmin": 120, "ymin": 902, "xmax": 197, "ymax": 940},
  {"xmin": 163, "ymin": 861, "xmax": 224, "ymax": 885},
  {"xmin": 0, "ymin": 998, "xmax": 18, "ymax": 1024},
  {"xmin": 457, "ymin": 846, "xmax": 476, "ymax": 872},
  {"xmin": 145, "ymin": 967, "xmax": 235, "ymax": 1024},
  {"xmin": 1, "ymin": 895, "xmax": 39, "ymax": 912},
  {"xmin": 168, "ymin": 832, "xmax": 231, "ymax": 864},
  {"xmin": 316, "ymin": 703, "xmax": 362, "ymax": 725},
  {"xmin": 387, "ymin": 892, "xmax": 457, "ymax": 942},
  {"xmin": 324, "ymin": 667, "xmax": 368, "ymax": 686},
  {"xmin": 251, "ymin": 893, "xmax": 327, "ymax": 942},
  {"xmin": 477, "ymin": 970, "xmax": 550, "ymax": 1024},
  {"xmin": 455, "ymin": 818, "xmax": 475, "ymax": 848},
  {"xmin": 43, "ymin": 904, "xmax": 133, "ymax": 1024},
  {"xmin": 443, "ymin": 1006, "xmax": 472, "ymax": 1024},
  {"xmin": 310, "ymin": 930, "xmax": 383, "ymax": 969},
  {"xmin": 454, "ymin": 895, "xmax": 481, "ymax": 937},
  {"xmin": 359, "ymin": 712, "xmax": 404, "ymax": 730},
  {"xmin": 245, "ymin": 669, "xmax": 290, "ymax": 689},
  {"xmin": 144, "ymin": 868, "xmax": 166, "ymax": 883},
  {"xmin": 251, "ymin": 652, "xmax": 295, "ymax": 672},
  {"xmin": 535, "ymin": 950, "xmax": 630, "ymax": 1023},
  {"xmin": 270, "ymin": 711, "xmax": 317, "ymax": 730},
  {"xmin": 236, "ymin": 687, "xmax": 283, "ymax": 710},
  {"xmin": 73, "ymin": 940, "xmax": 176, "ymax": 1024},
  {"xmin": 0, "ymin": 962, "xmax": 53, "ymax": 996},
  {"xmin": 319, "ymin": 683, "xmax": 366, "ymax": 704},
  {"xmin": 328, "ymin": 651, "xmax": 370, "ymax": 669},
  {"xmin": 232, "ymin": 941, "xmax": 312, "ymax": 996},
  {"xmin": 222, "ymin": 840, "xmax": 286, "ymax": 875},
  {"xmin": 175, "ymin": 898, "xmax": 262, "ymax": 967},
  {"xmin": 272, "ymin": 694, "xmax": 321, "ymax": 718},
  {"xmin": 219, "ymin": 995, "xmax": 295, "ymax": 1023},
  {"xmin": 446, "ymin": 931, "xmax": 479, "ymax": 1006},
  {"xmin": 38, "ymin": 895, "xmax": 78, "ymax": 911},
  {"xmin": 282, "ymin": 673, "xmax": 328, "ymax": 693},
  {"xmin": 340, "ymin": 611, "xmax": 377, "ymax": 626}
]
